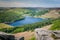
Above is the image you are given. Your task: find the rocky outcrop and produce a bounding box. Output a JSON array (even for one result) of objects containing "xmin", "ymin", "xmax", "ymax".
[
  {"xmin": 0, "ymin": 32, "xmax": 24, "ymax": 40},
  {"xmin": 0, "ymin": 32, "xmax": 15, "ymax": 40},
  {"xmin": 35, "ymin": 29, "xmax": 60, "ymax": 40}
]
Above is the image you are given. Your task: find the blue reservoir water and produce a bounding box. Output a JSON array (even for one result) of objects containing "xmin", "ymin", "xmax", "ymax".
[{"xmin": 9, "ymin": 16, "xmax": 44, "ymax": 26}]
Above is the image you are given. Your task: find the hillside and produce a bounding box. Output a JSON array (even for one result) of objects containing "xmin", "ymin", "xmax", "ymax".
[
  {"xmin": 40, "ymin": 10, "xmax": 60, "ymax": 18},
  {"xmin": 0, "ymin": 8, "xmax": 49, "ymax": 23},
  {"xmin": 14, "ymin": 25, "xmax": 52, "ymax": 40},
  {"xmin": 49, "ymin": 19, "xmax": 60, "ymax": 30},
  {"xmin": 0, "ymin": 8, "xmax": 25, "ymax": 23},
  {"xmin": 0, "ymin": 23, "xmax": 12, "ymax": 28}
]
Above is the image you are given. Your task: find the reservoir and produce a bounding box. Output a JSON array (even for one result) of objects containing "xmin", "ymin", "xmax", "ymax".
[{"xmin": 9, "ymin": 16, "xmax": 44, "ymax": 26}]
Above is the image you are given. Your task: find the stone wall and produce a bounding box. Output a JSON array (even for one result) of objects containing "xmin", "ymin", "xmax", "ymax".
[{"xmin": 35, "ymin": 29, "xmax": 60, "ymax": 40}]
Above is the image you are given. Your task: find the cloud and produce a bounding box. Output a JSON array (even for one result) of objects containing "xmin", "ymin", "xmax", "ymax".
[
  {"xmin": 0, "ymin": 1, "xmax": 41, "ymax": 7},
  {"xmin": 0, "ymin": 0, "xmax": 60, "ymax": 7}
]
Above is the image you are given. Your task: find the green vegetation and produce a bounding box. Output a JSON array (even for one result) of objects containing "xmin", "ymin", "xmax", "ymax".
[
  {"xmin": 0, "ymin": 23, "xmax": 13, "ymax": 33},
  {"xmin": 0, "ymin": 18, "xmax": 55, "ymax": 33},
  {"xmin": 0, "ymin": 8, "xmax": 60, "ymax": 40},
  {"xmin": 30, "ymin": 36, "xmax": 36, "ymax": 40},
  {"xmin": 0, "ymin": 23, "xmax": 12, "ymax": 28},
  {"xmin": 0, "ymin": 9, "xmax": 25, "ymax": 23},
  {"xmin": 0, "ymin": 18, "xmax": 59, "ymax": 33},
  {"xmin": 49, "ymin": 19, "xmax": 60, "ymax": 30},
  {"xmin": 27, "ymin": 9, "xmax": 49, "ymax": 16},
  {"xmin": 0, "ymin": 8, "xmax": 50, "ymax": 33},
  {"xmin": 0, "ymin": 8, "xmax": 60, "ymax": 33},
  {"xmin": 0, "ymin": 8, "xmax": 49, "ymax": 23}
]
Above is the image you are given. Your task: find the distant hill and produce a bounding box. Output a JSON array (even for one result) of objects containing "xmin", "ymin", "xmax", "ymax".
[
  {"xmin": 0, "ymin": 8, "xmax": 49, "ymax": 23},
  {"xmin": 40, "ymin": 10, "xmax": 60, "ymax": 18},
  {"xmin": 0, "ymin": 8, "xmax": 25, "ymax": 23}
]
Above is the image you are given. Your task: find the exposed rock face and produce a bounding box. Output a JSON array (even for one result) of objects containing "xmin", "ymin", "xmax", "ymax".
[
  {"xmin": 0, "ymin": 32, "xmax": 24, "ymax": 40},
  {"xmin": 0, "ymin": 32, "xmax": 15, "ymax": 40},
  {"xmin": 35, "ymin": 29, "xmax": 60, "ymax": 40},
  {"xmin": 16, "ymin": 37, "xmax": 24, "ymax": 40}
]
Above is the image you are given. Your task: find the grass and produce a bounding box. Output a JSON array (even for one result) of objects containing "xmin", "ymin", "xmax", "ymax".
[
  {"xmin": 30, "ymin": 36, "xmax": 36, "ymax": 40},
  {"xmin": 49, "ymin": 19, "xmax": 60, "ymax": 30},
  {"xmin": 0, "ymin": 23, "xmax": 13, "ymax": 28}
]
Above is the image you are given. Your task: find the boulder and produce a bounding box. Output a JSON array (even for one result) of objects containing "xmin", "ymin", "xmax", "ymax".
[
  {"xmin": 35, "ymin": 29, "xmax": 60, "ymax": 40},
  {"xmin": 0, "ymin": 32, "xmax": 24, "ymax": 40},
  {"xmin": 0, "ymin": 32, "xmax": 15, "ymax": 40}
]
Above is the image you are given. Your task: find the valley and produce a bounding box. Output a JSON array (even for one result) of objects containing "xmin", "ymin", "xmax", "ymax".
[{"xmin": 0, "ymin": 8, "xmax": 60, "ymax": 40}]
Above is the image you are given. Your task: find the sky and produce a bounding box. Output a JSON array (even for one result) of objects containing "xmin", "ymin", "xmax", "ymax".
[{"xmin": 0, "ymin": 0, "xmax": 60, "ymax": 7}]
